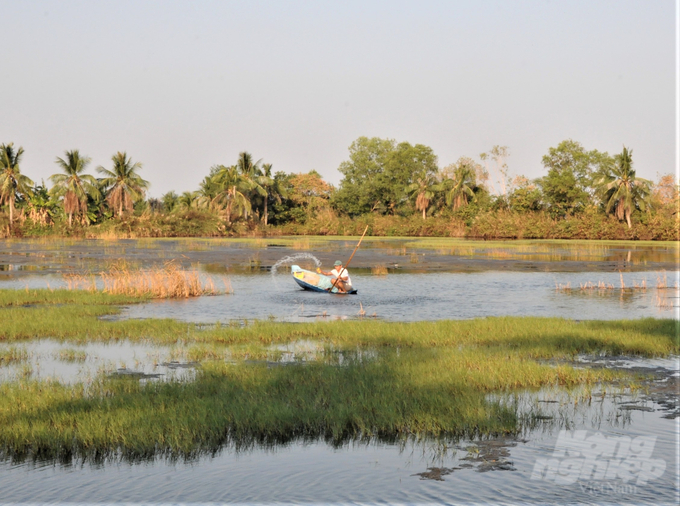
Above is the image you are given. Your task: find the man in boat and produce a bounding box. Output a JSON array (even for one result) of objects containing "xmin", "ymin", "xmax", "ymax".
[{"xmin": 318, "ymin": 260, "xmax": 352, "ymax": 293}]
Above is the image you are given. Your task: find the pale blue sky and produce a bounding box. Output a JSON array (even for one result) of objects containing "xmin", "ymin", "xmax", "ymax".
[{"xmin": 1, "ymin": 0, "xmax": 675, "ymax": 197}]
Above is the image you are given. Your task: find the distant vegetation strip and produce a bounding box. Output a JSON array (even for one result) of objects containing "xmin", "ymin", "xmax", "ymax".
[
  {"xmin": 0, "ymin": 289, "xmax": 676, "ymax": 462},
  {"xmin": 1, "ymin": 138, "xmax": 678, "ymax": 240}
]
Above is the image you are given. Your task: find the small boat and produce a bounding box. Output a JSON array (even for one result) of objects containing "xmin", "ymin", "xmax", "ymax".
[{"xmin": 291, "ymin": 265, "xmax": 358, "ymax": 294}]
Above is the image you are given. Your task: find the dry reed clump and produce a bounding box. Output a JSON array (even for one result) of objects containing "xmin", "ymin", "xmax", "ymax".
[
  {"xmin": 371, "ymin": 265, "xmax": 388, "ymax": 276},
  {"xmin": 65, "ymin": 262, "xmax": 232, "ymax": 299},
  {"xmin": 557, "ymin": 271, "xmax": 679, "ymax": 301},
  {"xmin": 292, "ymin": 238, "xmax": 311, "ymax": 250}
]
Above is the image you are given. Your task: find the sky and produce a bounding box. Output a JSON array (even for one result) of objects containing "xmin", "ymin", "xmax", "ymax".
[{"xmin": 1, "ymin": 0, "xmax": 676, "ymax": 198}]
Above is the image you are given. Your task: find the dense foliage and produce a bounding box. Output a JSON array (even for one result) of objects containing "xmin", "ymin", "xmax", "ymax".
[{"xmin": 0, "ymin": 139, "xmax": 677, "ymax": 240}]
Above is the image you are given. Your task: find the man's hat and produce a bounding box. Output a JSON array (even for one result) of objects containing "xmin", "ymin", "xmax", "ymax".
[{"xmin": 334, "ymin": 260, "xmax": 342, "ymax": 266}]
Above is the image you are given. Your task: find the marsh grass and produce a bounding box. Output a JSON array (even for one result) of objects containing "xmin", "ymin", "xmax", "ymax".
[
  {"xmin": 0, "ymin": 288, "xmax": 676, "ymax": 462},
  {"xmin": 54, "ymin": 348, "xmax": 87, "ymax": 362},
  {"xmin": 0, "ymin": 289, "xmax": 146, "ymax": 307},
  {"xmin": 0, "ymin": 347, "xmax": 627, "ymax": 463},
  {"xmin": 0, "ymin": 346, "xmax": 29, "ymax": 364}
]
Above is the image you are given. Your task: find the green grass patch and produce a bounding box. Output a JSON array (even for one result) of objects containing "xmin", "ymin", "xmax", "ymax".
[
  {"xmin": 0, "ymin": 288, "xmax": 676, "ymax": 462},
  {"xmin": 0, "ymin": 289, "xmax": 148, "ymax": 308},
  {"xmin": 0, "ymin": 348, "xmax": 623, "ymax": 463}
]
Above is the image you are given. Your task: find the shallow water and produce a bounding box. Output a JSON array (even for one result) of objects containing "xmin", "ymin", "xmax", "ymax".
[
  {"xmin": 1, "ymin": 238, "xmax": 677, "ymax": 322},
  {"xmin": 0, "ymin": 359, "xmax": 677, "ymax": 504},
  {"xmin": 0, "ymin": 339, "xmax": 197, "ymax": 384},
  {"xmin": 119, "ymin": 270, "xmax": 679, "ymax": 322}
]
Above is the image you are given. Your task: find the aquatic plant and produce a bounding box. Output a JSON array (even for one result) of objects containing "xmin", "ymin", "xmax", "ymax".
[
  {"xmin": 0, "ymin": 346, "xmax": 29, "ymax": 364},
  {"xmin": 62, "ymin": 261, "xmax": 231, "ymax": 299},
  {"xmin": 54, "ymin": 348, "xmax": 87, "ymax": 362}
]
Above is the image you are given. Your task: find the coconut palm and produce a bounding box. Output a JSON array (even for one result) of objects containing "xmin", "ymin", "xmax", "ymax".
[
  {"xmin": 407, "ymin": 173, "xmax": 440, "ymax": 220},
  {"xmin": 443, "ymin": 165, "xmax": 476, "ymax": 210},
  {"xmin": 212, "ymin": 165, "xmax": 254, "ymax": 224},
  {"xmin": 259, "ymin": 163, "xmax": 284, "ymax": 226},
  {"xmin": 97, "ymin": 152, "xmax": 150, "ymax": 217},
  {"xmin": 196, "ymin": 169, "xmax": 223, "ymax": 211},
  {"xmin": 49, "ymin": 150, "xmax": 100, "ymax": 227},
  {"xmin": 161, "ymin": 191, "xmax": 180, "ymax": 213},
  {"xmin": 235, "ymin": 152, "xmax": 266, "ymax": 219},
  {"xmin": 236, "ymin": 151, "xmax": 262, "ymax": 178},
  {"xmin": 177, "ymin": 191, "xmax": 198, "ymax": 211},
  {"xmin": 0, "ymin": 143, "xmax": 33, "ymax": 226},
  {"xmin": 594, "ymin": 146, "xmax": 651, "ymax": 228}
]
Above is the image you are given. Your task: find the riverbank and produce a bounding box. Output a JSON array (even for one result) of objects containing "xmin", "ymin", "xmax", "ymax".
[
  {"xmin": 7, "ymin": 209, "xmax": 679, "ymax": 241},
  {"xmin": 0, "ymin": 289, "xmax": 677, "ymax": 462}
]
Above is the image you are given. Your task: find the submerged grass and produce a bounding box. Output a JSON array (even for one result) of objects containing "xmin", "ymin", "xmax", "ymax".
[
  {"xmin": 0, "ymin": 346, "xmax": 29, "ymax": 364},
  {"xmin": 54, "ymin": 348, "xmax": 88, "ymax": 362},
  {"xmin": 0, "ymin": 288, "xmax": 676, "ymax": 462}
]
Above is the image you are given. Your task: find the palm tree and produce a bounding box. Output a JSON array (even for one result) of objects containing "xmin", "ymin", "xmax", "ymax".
[
  {"xmin": 407, "ymin": 173, "xmax": 440, "ymax": 220},
  {"xmin": 177, "ymin": 191, "xmax": 198, "ymax": 211},
  {"xmin": 196, "ymin": 169, "xmax": 223, "ymax": 211},
  {"xmin": 235, "ymin": 152, "xmax": 266, "ymax": 219},
  {"xmin": 49, "ymin": 150, "xmax": 100, "ymax": 227},
  {"xmin": 97, "ymin": 152, "xmax": 150, "ymax": 217},
  {"xmin": 213, "ymin": 165, "xmax": 253, "ymax": 224},
  {"xmin": 161, "ymin": 191, "xmax": 180, "ymax": 213},
  {"xmin": 443, "ymin": 165, "xmax": 476, "ymax": 210},
  {"xmin": 236, "ymin": 151, "xmax": 262, "ymax": 178},
  {"xmin": 594, "ymin": 147, "xmax": 651, "ymax": 228},
  {"xmin": 259, "ymin": 163, "xmax": 284, "ymax": 226},
  {"xmin": 0, "ymin": 143, "xmax": 33, "ymax": 226}
]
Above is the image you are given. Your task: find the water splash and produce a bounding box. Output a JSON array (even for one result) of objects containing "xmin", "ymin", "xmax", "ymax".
[{"xmin": 271, "ymin": 253, "xmax": 322, "ymax": 277}]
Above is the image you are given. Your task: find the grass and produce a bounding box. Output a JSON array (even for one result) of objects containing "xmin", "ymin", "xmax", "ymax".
[
  {"xmin": 0, "ymin": 289, "xmax": 148, "ymax": 307},
  {"xmin": 54, "ymin": 348, "xmax": 87, "ymax": 362},
  {"xmin": 0, "ymin": 346, "xmax": 29, "ymax": 364},
  {"xmin": 0, "ymin": 288, "xmax": 677, "ymax": 462}
]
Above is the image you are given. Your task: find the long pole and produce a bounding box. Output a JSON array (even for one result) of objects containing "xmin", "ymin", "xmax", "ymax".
[{"xmin": 330, "ymin": 225, "xmax": 369, "ymax": 293}]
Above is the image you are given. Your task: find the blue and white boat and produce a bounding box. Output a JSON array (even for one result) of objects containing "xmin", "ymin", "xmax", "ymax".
[{"xmin": 291, "ymin": 265, "xmax": 358, "ymax": 294}]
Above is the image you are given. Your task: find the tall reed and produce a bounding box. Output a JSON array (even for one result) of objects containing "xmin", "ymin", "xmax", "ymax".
[{"xmin": 65, "ymin": 262, "xmax": 232, "ymax": 299}]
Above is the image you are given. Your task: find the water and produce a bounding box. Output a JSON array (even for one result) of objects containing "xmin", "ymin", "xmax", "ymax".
[
  {"xmin": 1, "ymin": 238, "xmax": 677, "ymax": 321},
  {"xmin": 0, "ymin": 339, "xmax": 197, "ymax": 384},
  {"xmin": 0, "ymin": 238, "xmax": 678, "ymax": 503},
  {"xmin": 118, "ymin": 270, "xmax": 678, "ymax": 322},
  {"xmin": 0, "ymin": 365, "xmax": 677, "ymax": 504}
]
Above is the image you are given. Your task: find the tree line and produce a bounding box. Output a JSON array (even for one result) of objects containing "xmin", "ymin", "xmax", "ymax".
[{"xmin": 0, "ymin": 138, "xmax": 677, "ymax": 239}]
